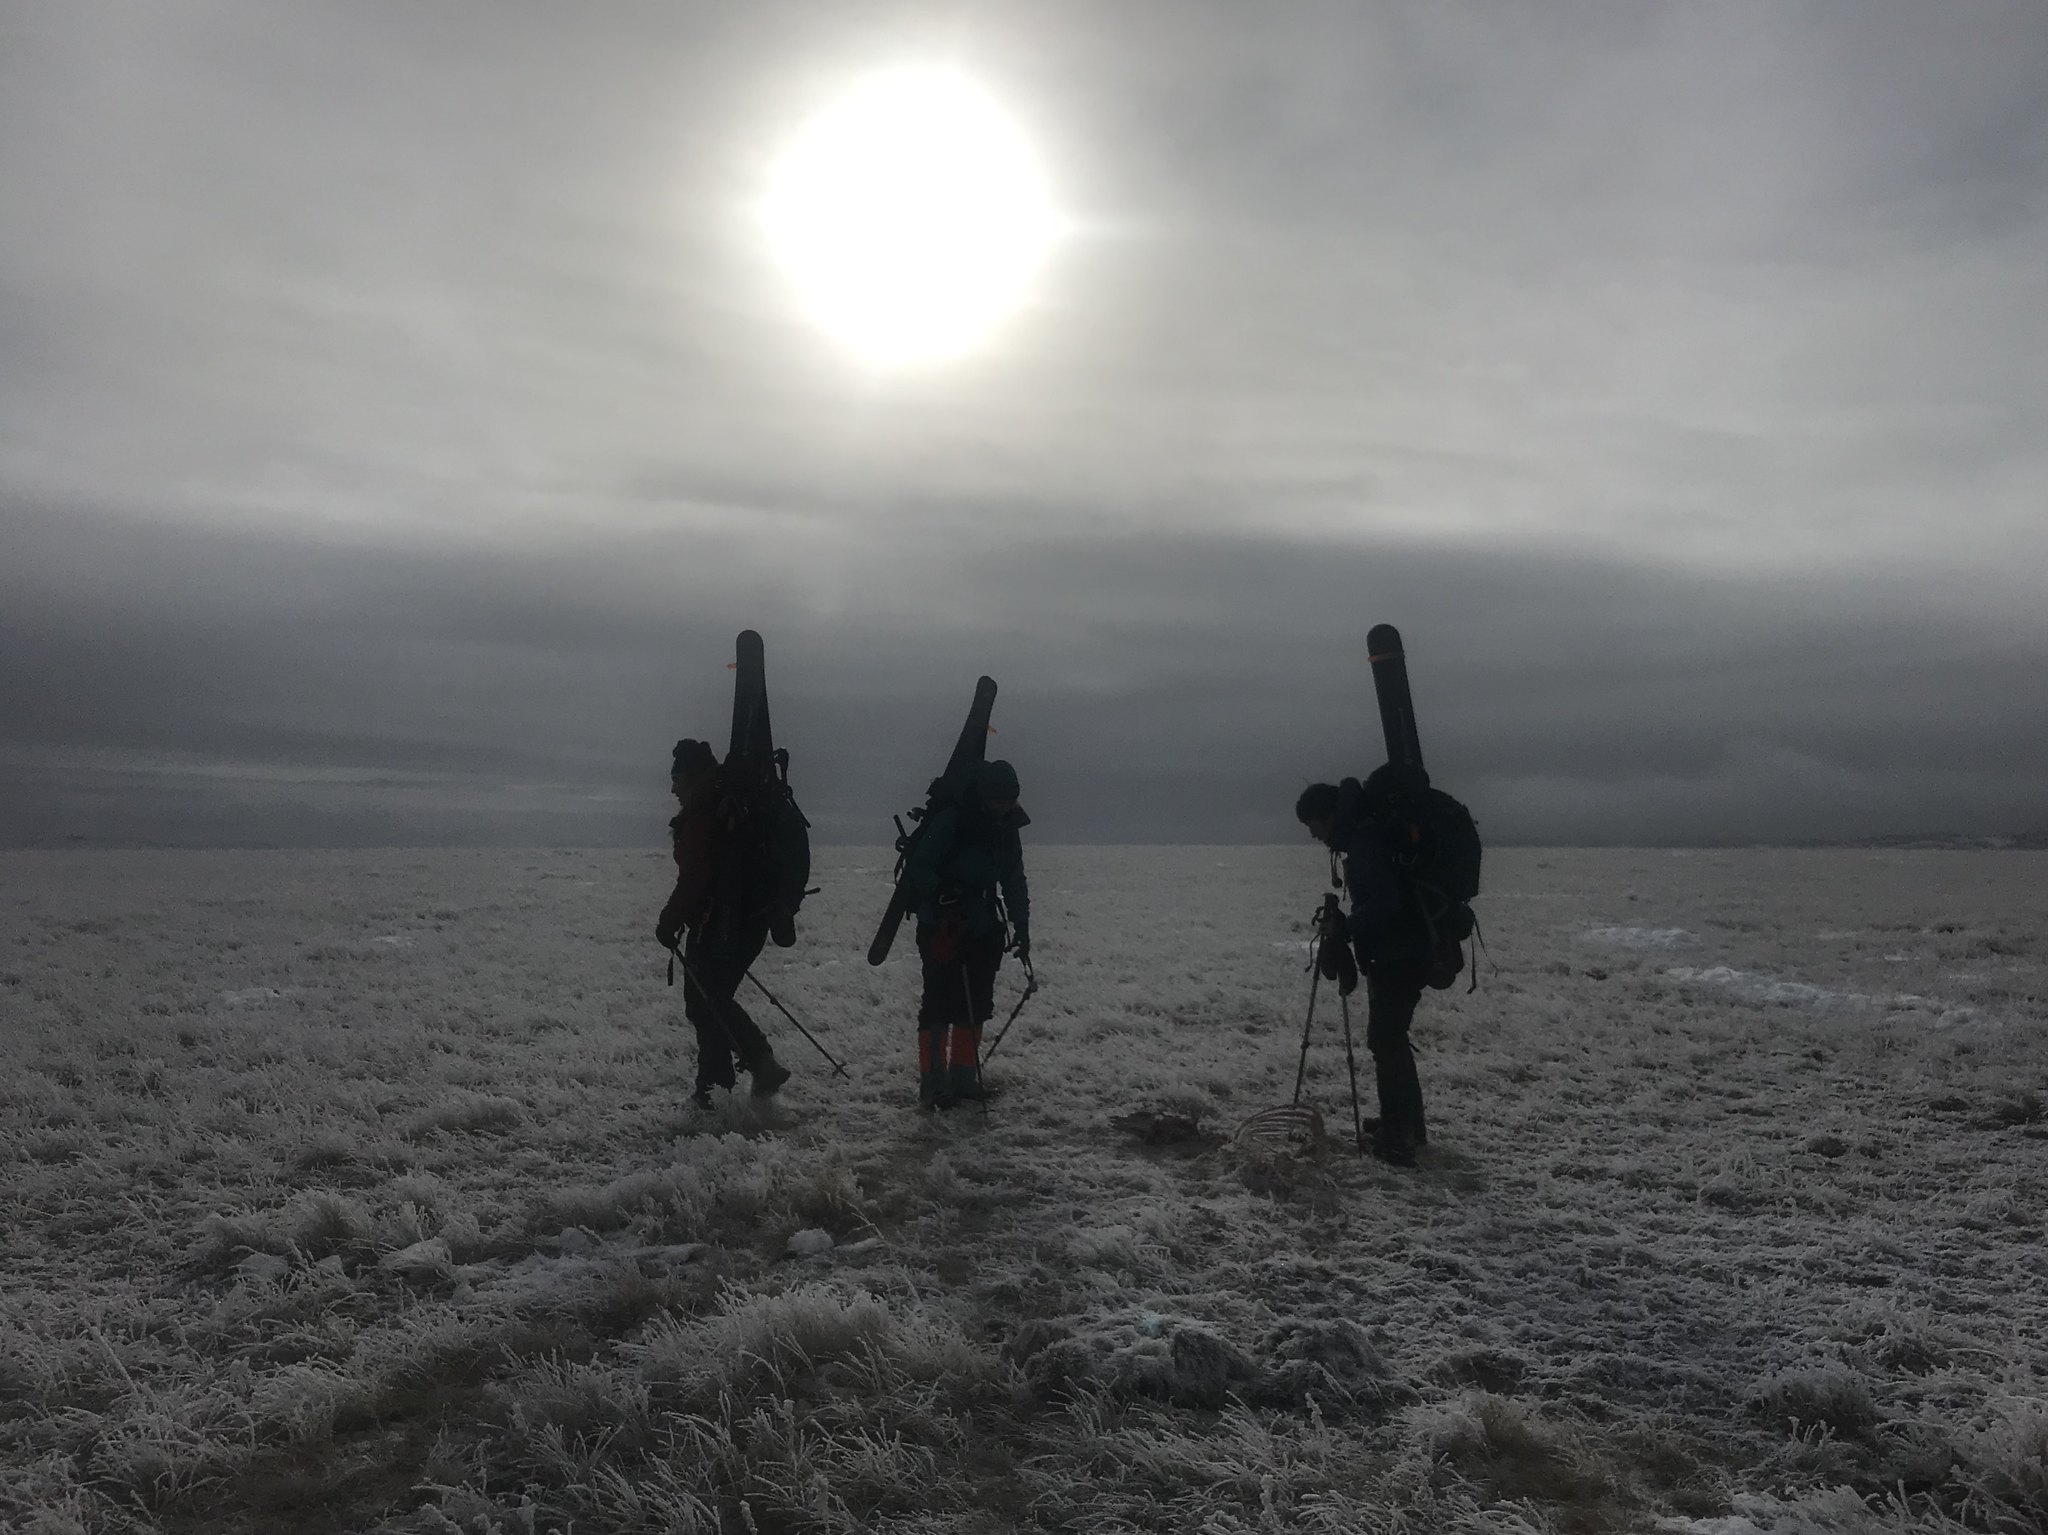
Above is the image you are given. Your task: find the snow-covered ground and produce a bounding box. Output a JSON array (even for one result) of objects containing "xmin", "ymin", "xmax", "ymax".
[{"xmin": 3, "ymin": 846, "xmax": 2044, "ymax": 1534}]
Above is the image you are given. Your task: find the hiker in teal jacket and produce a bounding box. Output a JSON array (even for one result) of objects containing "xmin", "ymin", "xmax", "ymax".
[{"xmin": 906, "ymin": 759, "xmax": 1031, "ymax": 1107}]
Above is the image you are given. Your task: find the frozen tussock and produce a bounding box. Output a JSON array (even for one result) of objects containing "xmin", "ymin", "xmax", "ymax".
[
  {"xmin": 1406, "ymin": 1393, "xmax": 1616, "ymax": 1511},
  {"xmin": 398, "ymin": 1093, "xmax": 524, "ymax": 1139},
  {"xmin": 1010, "ymin": 1313, "xmax": 1408, "ymax": 1413},
  {"xmin": 190, "ymin": 1189, "xmax": 376, "ymax": 1273},
  {"xmin": 1115, "ymin": 1326, "xmax": 1264, "ymax": 1409},
  {"xmin": 189, "ymin": 1182, "xmax": 495, "ymax": 1278},
  {"xmin": 1260, "ymin": 1317, "xmax": 1411, "ymax": 1411},
  {"xmin": 1953, "ymin": 1396, "xmax": 2048, "ymax": 1529},
  {"xmin": 531, "ymin": 1133, "xmax": 867, "ymax": 1245},
  {"xmin": 1747, "ymin": 1364, "xmax": 1880, "ymax": 1439},
  {"xmin": 628, "ymin": 1282, "xmax": 984, "ymax": 1414}
]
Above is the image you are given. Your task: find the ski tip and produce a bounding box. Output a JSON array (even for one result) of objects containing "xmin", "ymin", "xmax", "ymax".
[
  {"xmin": 736, "ymin": 629, "xmax": 764, "ymax": 656},
  {"xmin": 1367, "ymin": 623, "xmax": 1404, "ymax": 661}
]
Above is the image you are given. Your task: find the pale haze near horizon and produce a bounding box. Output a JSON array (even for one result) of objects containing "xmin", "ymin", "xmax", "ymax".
[{"xmin": 3, "ymin": 0, "xmax": 2045, "ymax": 849}]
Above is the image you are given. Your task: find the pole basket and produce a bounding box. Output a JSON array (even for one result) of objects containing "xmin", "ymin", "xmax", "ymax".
[{"xmin": 1232, "ymin": 1103, "xmax": 1329, "ymax": 1158}]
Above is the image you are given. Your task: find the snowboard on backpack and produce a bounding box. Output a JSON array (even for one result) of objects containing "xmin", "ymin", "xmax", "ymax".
[
  {"xmin": 729, "ymin": 628, "xmax": 772, "ymax": 766},
  {"xmin": 1364, "ymin": 625, "xmax": 1481, "ymax": 988},
  {"xmin": 867, "ymin": 675, "xmax": 998, "ymax": 966},
  {"xmin": 1367, "ymin": 624, "xmax": 1426, "ymax": 773},
  {"xmin": 720, "ymin": 630, "xmax": 811, "ymax": 948}
]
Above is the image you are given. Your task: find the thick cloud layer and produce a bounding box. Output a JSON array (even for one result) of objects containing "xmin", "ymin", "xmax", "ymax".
[
  {"xmin": 3, "ymin": 2, "xmax": 2044, "ymax": 846},
  {"xmin": 6, "ymin": 497, "xmax": 2042, "ymax": 846}
]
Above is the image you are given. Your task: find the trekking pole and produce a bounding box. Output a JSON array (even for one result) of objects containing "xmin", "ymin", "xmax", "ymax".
[
  {"xmin": 1291, "ymin": 922, "xmax": 1325, "ymax": 1109},
  {"xmin": 1294, "ymin": 957, "xmax": 1327, "ymax": 1113},
  {"xmin": 961, "ymin": 967, "xmax": 988, "ymax": 1117},
  {"xmin": 741, "ymin": 969, "xmax": 850, "ymax": 1079},
  {"xmin": 668, "ymin": 942, "xmax": 750, "ymax": 1080},
  {"xmin": 1338, "ymin": 986, "xmax": 1365, "ymax": 1153},
  {"xmin": 980, "ymin": 956, "xmax": 1038, "ymax": 1064}
]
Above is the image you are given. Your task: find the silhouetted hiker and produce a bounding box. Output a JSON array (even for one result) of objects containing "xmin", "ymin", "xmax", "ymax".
[
  {"xmin": 656, "ymin": 738, "xmax": 791, "ymax": 1108},
  {"xmin": 1296, "ymin": 765, "xmax": 1455, "ymax": 1165},
  {"xmin": 906, "ymin": 758, "xmax": 1031, "ymax": 1108}
]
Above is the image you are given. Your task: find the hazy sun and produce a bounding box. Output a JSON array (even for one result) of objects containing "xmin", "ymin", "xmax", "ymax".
[{"xmin": 761, "ymin": 69, "xmax": 1057, "ymax": 366}]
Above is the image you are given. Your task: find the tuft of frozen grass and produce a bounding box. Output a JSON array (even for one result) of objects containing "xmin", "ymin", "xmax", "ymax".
[
  {"xmin": 1407, "ymin": 1392, "xmax": 1619, "ymax": 1511},
  {"xmin": 630, "ymin": 1280, "xmax": 985, "ymax": 1413},
  {"xmin": 1260, "ymin": 1317, "xmax": 1410, "ymax": 1412},
  {"xmin": 1749, "ymin": 1366, "xmax": 1881, "ymax": 1440},
  {"xmin": 1951, "ymin": 1397, "xmax": 2048, "ymax": 1529},
  {"xmin": 399, "ymin": 1092, "xmax": 525, "ymax": 1139}
]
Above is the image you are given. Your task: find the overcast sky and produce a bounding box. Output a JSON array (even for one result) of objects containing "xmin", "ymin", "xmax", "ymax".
[{"xmin": 4, "ymin": 0, "xmax": 2045, "ymax": 847}]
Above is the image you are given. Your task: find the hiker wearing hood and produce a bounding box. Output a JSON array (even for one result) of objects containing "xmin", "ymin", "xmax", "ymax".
[
  {"xmin": 655, "ymin": 738, "xmax": 791, "ymax": 1108},
  {"xmin": 904, "ymin": 758, "xmax": 1031, "ymax": 1108},
  {"xmin": 1296, "ymin": 764, "xmax": 1434, "ymax": 1165}
]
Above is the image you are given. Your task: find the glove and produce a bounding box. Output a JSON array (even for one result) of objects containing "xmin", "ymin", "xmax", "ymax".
[
  {"xmin": 1314, "ymin": 898, "xmax": 1357, "ymax": 995},
  {"xmin": 1320, "ymin": 931, "xmax": 1359, "ymax": 996},
  {"xmin": 1314, "ymin": 894, "xmax": 1346, "ymax": 940},
  {"xmin": 1013, "ymin": 933, "xmax": 1031, "ymax": 966},
  {"xmin": 655, "ymin": 920, "xmax": 681, "ymax": 951}
]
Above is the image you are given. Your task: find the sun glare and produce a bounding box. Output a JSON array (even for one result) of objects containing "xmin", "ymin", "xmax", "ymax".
[{"xmin": 760, "ymin": 68, "xmax": 1057, "ymax": 366}]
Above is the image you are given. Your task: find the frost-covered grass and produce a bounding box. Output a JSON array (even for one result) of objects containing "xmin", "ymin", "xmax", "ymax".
[{"xmin": 2, "ymin": 845, "xmax": 2045, "ymax": 1534}]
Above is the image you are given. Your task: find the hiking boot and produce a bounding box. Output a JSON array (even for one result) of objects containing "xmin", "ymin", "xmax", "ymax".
[
  {"xmin": 919, "ymin": 1071, "xmax": 954, "ymax": 1111},
  {"xmin": 1369, "ymin": 1129, "xmax": 1418, "ymax": 1167},
  {"xmin": 946, "ymin": 1065, "xmax": 990, "ymax": 1103},
  {"xmin": 748, "ymin": 1051, "xmax": 792, "ymax": 1098}
]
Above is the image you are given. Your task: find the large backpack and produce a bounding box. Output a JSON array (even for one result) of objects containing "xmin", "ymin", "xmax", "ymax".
[
  {"xmin": 713, "ymin": 749, "xmax": 812, "ymax": 941},
  {"xmin": 1352, "ymin": 769, "xmax": 1482, "ymax": 989}
]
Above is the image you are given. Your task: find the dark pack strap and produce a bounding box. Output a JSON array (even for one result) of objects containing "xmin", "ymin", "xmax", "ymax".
[{"xmin": 1466, "ymin": 908, "xmax": 1496, "ymax": 994}]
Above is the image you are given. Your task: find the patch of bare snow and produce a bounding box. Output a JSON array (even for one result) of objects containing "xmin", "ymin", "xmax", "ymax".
[
  {"xmin": 218, "ymin": 986, "xmax": 290, "ymax": 1008},
  {"xmin": 1657, "ymin": 1488, "xmax": 1890, "ymax": 1534},
  {"xmin": 1668, "ymin": 965, "xmax": 1984, "ymax": 1025},
  {"xmin": 1585, "ymin": 925, "xmax": 1696, "ymax": 949},
  {"xmin": 380, "ymin": 1236, "xmax": 453, "ymax": 1279}
]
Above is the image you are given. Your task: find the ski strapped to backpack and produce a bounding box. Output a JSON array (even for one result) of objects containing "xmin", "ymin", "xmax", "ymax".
[
  {"xmin": 868, "ymin": 675, "xmax": 997, "ymax": 966},
  {"xmin": 716, "ymin": 630, "xmax": 813, "ymax": 946}
]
